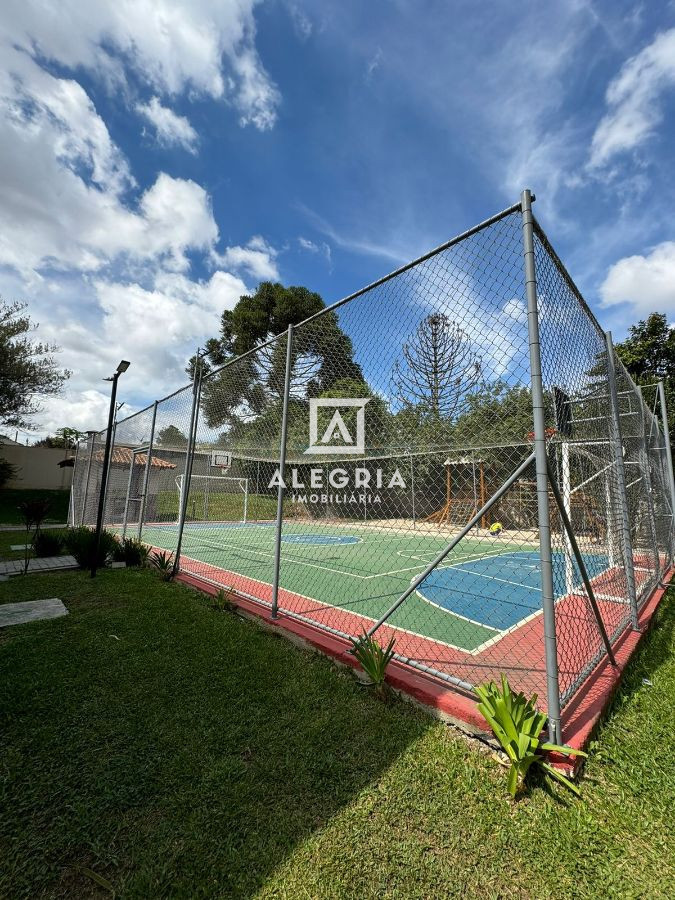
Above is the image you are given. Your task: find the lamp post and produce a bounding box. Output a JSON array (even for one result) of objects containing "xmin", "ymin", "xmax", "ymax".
[{"xmin": 91, "ymin": 360, "xmax": 130, "ymax": 578}]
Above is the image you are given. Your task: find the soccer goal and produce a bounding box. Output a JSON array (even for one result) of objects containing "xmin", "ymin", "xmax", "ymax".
[{"xmin": 175, "ymin": 473, "xmax": 248, "ymax": 524}]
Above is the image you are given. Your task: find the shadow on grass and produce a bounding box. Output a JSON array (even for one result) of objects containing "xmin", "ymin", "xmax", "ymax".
[{"xmin": 0, "ymin": 569, "xmax": 431, "ymax": 898}]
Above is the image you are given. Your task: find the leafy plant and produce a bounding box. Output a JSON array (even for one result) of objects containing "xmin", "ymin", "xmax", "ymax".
[
  {"xmin": 112, "ymin": 536, "xmax": 148, "ymax": 567},
  {"xmin": 349, "ymin": 630, "xmax": 396, "ymax": 697},
  {"xmin": 33, "ymin": 530, "xmax": 64, "ymax": 557},
  {"xmin": 211, "ymin": 587, "xmax": 236, "ymax": 612},
  {"xmin": 150, "ymin": 550, "xmax": 174, "ymax": 580},
  {"xmin": 62, "ymin": 526, "xmax": 118, "ymax": 570},
  {"xmin": 475, "ymin": 676, "xmax": 587, "ymax": 798},
  {"xmin": 17, "ymin": 497, "xmax": 52, "ymax": 574}
]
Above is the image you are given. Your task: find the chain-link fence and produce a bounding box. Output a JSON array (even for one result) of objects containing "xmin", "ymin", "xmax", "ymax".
[{"xmin": 70, "ymin": 191, "xmax": 675, "ymax": 742}]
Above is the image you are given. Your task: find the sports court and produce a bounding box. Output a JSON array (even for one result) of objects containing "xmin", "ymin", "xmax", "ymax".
[{"xmin": 140, "ymin": 518, "xmax": 625, "ymax": 656}]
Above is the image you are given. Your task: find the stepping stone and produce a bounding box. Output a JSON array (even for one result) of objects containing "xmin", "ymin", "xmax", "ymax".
[
  {"xmin": 10, "ymin": 544, "xmax": 30, "ymax": 551},
  {"xmin": 0, "ymin": 556, "xmax": 77, "ymax": 575},
  {"xmin": 0, "ymin": 598, "xmax": 68, "ymax": 628}
]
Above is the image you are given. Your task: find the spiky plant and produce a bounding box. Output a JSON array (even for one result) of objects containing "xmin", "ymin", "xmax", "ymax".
[
  {"xmin": 350, "ymin": 630, "xmax": 396, "ymax": 698},
  {"xmin": 475, "ymin": 675, "xmax": 587, "ymax": 797}
]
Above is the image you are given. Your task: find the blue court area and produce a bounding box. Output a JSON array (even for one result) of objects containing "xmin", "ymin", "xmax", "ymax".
[{"xmin": 418, "ymin": 550, "xmax": 611, "ymax": 632}]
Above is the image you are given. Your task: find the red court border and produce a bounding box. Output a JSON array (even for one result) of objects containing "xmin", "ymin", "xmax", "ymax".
[{"xmin": 174, "ymin": 547, "xmax": 673, "ymax": 764}]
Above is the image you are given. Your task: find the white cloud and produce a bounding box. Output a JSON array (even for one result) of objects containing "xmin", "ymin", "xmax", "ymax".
[
  {"xmin": 0, "ymin": 0, "xmax": 280, "ymax": 131},
  {"xmin": 298, "ymin": 236, "xmax": 332, "ymax": 267},
  {"xmin": 136, "ymin": 96, "xmax": 198, "ymax": 152},
  {"xmin": 0, "ymin": 4, "xmax": 283, "ymax": 436},
  {"xmin": 215, "ymin": 236, "xmax": 279, "ymax": 281},
  {"xmin": 0, "ymin": 46, "xmax": 219, "ymax": 276},
  {"xmin": 28, "ymin": 268, "xmax": 248, "ymax": 436},
  {"xmin": 286, "ymin": 3, "xmax": 312, "ymax": 41},
  {"xmin": 590, "ymin": 28, "xmax": 675, "ymax": 169},
  {"xmin": 33, "ymin": 390, "xmax": 122, "ymax": 438},
  {"xmin": 600, "ymin": 242, "xmax": 675, "ymax": 316}
]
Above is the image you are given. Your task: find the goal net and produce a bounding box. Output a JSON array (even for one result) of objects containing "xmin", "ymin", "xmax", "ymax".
[{"xmin": 176, "ymin": 473, "xmax": 248, "ymax": 524}]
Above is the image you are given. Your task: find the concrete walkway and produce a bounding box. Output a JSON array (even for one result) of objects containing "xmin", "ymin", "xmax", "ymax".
[
  {"xmin": 0, "ymin": 555, "xmax": 77, "ymax": 576},
  {"xmin": 0, "ymin": 598, "xmax": 68, "ymax": 628}
]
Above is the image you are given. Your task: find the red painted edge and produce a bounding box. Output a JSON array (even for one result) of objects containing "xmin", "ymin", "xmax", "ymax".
[
  {"xmin": 550, "ymin": 565, "xmax": 674, "ymax": 774},
  {"xmin": 176, "ymin": 564, "xmax": 673, "ymax": 770},
  {"xmin": 176, "ymin": 571, "xmax": 486, "ymax": 730}
]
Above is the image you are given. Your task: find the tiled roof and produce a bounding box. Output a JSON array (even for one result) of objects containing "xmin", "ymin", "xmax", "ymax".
[{"xmin": 94, "ymin": 447, "xmax": 176, "ymax": 469}]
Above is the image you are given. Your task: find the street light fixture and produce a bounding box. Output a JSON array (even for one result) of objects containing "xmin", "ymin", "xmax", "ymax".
[{"xmin": 91, "ymin": 360, "xmax": 130, "ymax": 577}]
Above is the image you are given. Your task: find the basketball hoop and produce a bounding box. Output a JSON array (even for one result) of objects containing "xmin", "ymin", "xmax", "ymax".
[{"xmin": 210, "ymin": 450, "xmax": 232, "ymax": 470}]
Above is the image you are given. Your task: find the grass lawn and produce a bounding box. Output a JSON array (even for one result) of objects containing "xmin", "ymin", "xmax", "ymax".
[
  {"xmin": 0, "ymin": 489, "xmax": 70, "ymax": 526},
  {"xmin": 0, "ymin": 569, "xmax": 673, "ymax": 898}
]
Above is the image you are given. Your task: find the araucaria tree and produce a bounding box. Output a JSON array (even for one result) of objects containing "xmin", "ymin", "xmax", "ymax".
[
  {"xmin": 0, "ymin": 300, "xmax": 70, "ymax": 429},
  {"xmin": 393, "ymin": 314, "xmax": 481, "ymax": 420}
]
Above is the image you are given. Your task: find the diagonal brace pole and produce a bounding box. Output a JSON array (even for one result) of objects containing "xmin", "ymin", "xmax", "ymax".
[
  {"xmin": 367, "ymin": 451, "xmax": 536, "ymax": 638},
  {"xmin": 546, "ymin": 461, "xmax": 617, "ymax": 667}
]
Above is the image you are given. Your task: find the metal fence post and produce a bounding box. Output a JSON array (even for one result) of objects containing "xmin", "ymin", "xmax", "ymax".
[
  {"xmin": 271, "ymin": 325, "xmax": 294, "ymax": 619},
  {"xmin": 80, "ymin": 430, "xmax": 97, "ymax": 525},
  {"xmin": 67, "ymin": 442, "xmax": 79, "ymax": 526},
  {"xmin": 521, "ymin": 188, "xmax": 562, "ymax": 744},
  {"xmin": 605, "ymin": 332, "xmax": 639, "ymax": 628},
  {"xmin": 172, "ymin": 362, "xmax": 203, "ymax": 576},
  {"xmin": 138, "ymin": 400, "xmax": 158, "ymax": 541},
  {"xmin": 657, "ymin": 380, "xmax": 675, "ymax": 556},
  {"xmin": 636, "ymin": 386, "xmax": 660, "ymax": 577}
]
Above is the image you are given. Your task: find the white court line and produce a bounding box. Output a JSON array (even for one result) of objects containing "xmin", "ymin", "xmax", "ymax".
[
  {"xmin": 413, "ymin": 586, "xmax": 501, "ymax": 634},
  {"xmin": 171, "ymin": 526, "xmax": 511, "ymax": 583},
  {"xmin": 177, "ymin": 553, "xmax": 485, "ymax": 656},
  {"xmin": 435, "ymin": 566, "xmax": 542, "ymax": 592}
]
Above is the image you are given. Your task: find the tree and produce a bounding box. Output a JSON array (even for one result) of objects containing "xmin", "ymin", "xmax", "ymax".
[
  {"xmin": 0, "ymin": 300, "xmax": 70, "ymax": 430},
  {"xmin": 35, "ymin": 427, "xmax": 85, "ymax": 449},
  {"xmin": 615, "ymin": 313, "xmax": 675, "ymax": 454},
  {"xmin": 194, "ymin": 282, "xmax": 364, "ymax": 435},
  {"xmin": 615, "ymin": 313, "xmax": 675, "ymax": 382},
  {"xmin": 392, "ymin": 314, "xmax": 482, "ymax": 421},
  {"xmin": 156, "ymin": 425, "xmax": 188, "ymax": 448}
]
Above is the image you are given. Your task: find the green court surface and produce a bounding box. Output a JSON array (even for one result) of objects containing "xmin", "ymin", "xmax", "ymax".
[{"xmin": 141, "ymin": 520, "xmax": 541, "ymax": 651}]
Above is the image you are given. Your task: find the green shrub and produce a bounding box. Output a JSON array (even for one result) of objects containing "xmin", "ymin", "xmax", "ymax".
[
  {"xmin": 111, "ymin": 536, "xmax": 149, "ymax": 567},
  {"xmin": 62, "ymin": 527, "xmax": 118, "ymax": 570},
  {"xmin": 33, "ymin": 531, "xmax": 64, "ymax": 557},
  {"xmin": 211, "ymin": 587, "xmax": 236, "ymax": 612},
  {"xmin": 349, "ymin": 630, "xmax": 396, "ymax": 698},
  {"xmin": 150, "ymin": 549, "xmax": 174, "ymax": 580},
  {"xmin": 17, "ymin": 496, "xmax": 52, "ymax": 574},
  {"xmin": 475, "ymin": 675, "xmax": 587, "ymax": 798}
]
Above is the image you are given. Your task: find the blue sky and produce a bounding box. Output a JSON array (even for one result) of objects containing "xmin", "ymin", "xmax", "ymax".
[{"xmin": 1, "ymin": 0, "xmax": 674, "ymax": 437}]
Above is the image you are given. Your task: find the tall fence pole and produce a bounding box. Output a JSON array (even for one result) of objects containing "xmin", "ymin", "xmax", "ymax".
[
  {"xmin": 636, "ymin": 386, "xmax": 660, "ymax": 577},
  {"xmin": 657, "ymin": 380, "xmax": 675, "ymax": 556},
  {"xmin": 605, "ymin": 332, "xmax": 639, "ymax": 628},
  {"xmin": 80, "ymin": 430, "xmax": 97, "ymax": 525},
  {"xmin": 91, "ymin": 373, "xmax": 122, "ymax": 578},
  {"xmin": 138, "ymin": 400, "xmax": 158, "ymax": 541},
  {"xmin": 521, "ymin": 188, "xmax": 562, "ymax": 744},
  {"xmin": 67, "ymin": 442, "xmax": 79, "ymax": 526},
  {"xmin": 271, "ymin": 325, "xmax": 294, "ymax": 619},
  {"xmin": 172, "ymin": 362, "xmax": 203, "ymax": 576}
]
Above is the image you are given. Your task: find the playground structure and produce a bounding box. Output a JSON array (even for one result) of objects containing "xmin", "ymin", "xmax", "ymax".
[{"xmin": 70, "ymin": 191, "xmax": 675, "ymax": 745}]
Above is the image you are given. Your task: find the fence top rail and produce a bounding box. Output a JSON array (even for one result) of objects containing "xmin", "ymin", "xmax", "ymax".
[{"xmin": 532, "ymin": 217, "xmax": 606, "ymax": 343}]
